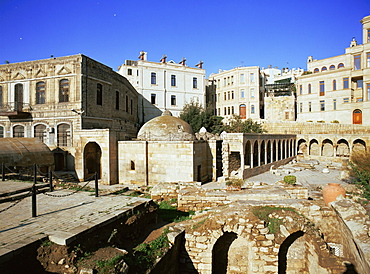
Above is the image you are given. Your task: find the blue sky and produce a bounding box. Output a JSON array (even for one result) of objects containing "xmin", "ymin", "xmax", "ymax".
[{"xmin": 1, "ymin": 0, "xmax": 369, "ymax": 76}]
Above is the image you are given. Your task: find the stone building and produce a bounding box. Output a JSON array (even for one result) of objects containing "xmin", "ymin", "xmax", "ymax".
[
  {"xmin": 118, "ymin": 51, "xmax": 206, "ymax": 124},
  {"xmin": 296, "ymin": 15, "xmax": 370, "ymax": 125},
  {"xmin": 0, "ymin": 54, "xmax": 139, "ymax": 184}
]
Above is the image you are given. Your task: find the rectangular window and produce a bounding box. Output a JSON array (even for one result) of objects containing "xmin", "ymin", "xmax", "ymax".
[
  {"xmin": 218, "ymin": 108, "xmax": 220, "ymax": 116},
  {"xmin": 128, "ymin": 68, "xmax": 132, "ymax": 75},
  {"xmin": 368, "ymin": 29, "xmax": 370, "ymax": 43},
  {"xmin": 240, "ymin": 74, "xmax": 245, "ymax": 83},
  {"xmin": 367, "ymin": 83, "xmax": 370, "ymax": 101},
  {"xmin": 224, "ymin": 92, "xmax": 226, "ymax": 100},
  {"xmin": 231, "ymin": 106, "xmax": 234, "ymax": 114},
  {"xmin": 115, "ymin": 91, "xmax": 119, "ymax": 110},
  {"xmin": 97, "ymin": 83, "xmax": 102, "ymax": 105},
  {"xmin": 343, "ymin": 97, "xmax": 349, "ymax": 103},
  {"xmin": 223, "ymin": 78, "xmax": 226, "ymax": 86},
  {"xmin": 171, "ymin": 95, "xmax": 176, "ymax": 106},
  {"xmin": 319, "ymin": 81, "xmax": 325, "ymax": 96},
  {"xmin": 227, "ymin": 77, "xmax": 230, "ymax": 85},
  {"xmin": 227, "ymin": 107, "xmax": 230, "ymax": 115},
  {"xmin": 241, "ymin": 89, "xmax": 245, "ymax": 98},
  {"xmin": 171, "ymin": 75, "xmax": 176, "ymax": 86},
  {"xmin": 231, "ymin": 76, "xmax": 234, "ymax": 85},
  {"xmin": 333, "ymin": 99, "xmax": 336, "ymax": 110},
  {"xmin": 299, "ymin": 85, "xmax": 302, "ymax": 95},
  {"xmin": 0, "ymin": 86, "xmax": 2, "ymax": 106},
  {"xmin": 308, "ymin": 102, "xmax": 312, "ymax": 112},
  {"xmin": 231, "ymin": 91, "xmax": 234, "ymax": 99},
  {"xmin": 151, "ymin": 93, "xmax": 156, "ymax": 104},
  {"xmin": 308, "ymin": 84, "xmax": 311, "ymax": 94},
  {"xmin": 151, "ymin": 72, "xmax": 156, "ymax": 84},
  {"xmin": 224, "ymin": 107, "xmax": 226, "ymax": 115},
  {"xmin": 251, "ymin": 105, "xmax": 255, "ymax": 114},
  {"xmin": 59, "ymin": 79, "xmax": 69, "ymax": 102},
  {"xmin": 357, "ymin": 79, "xmax": 363, "ymax": 89},
  {"xmin": 193, "ymin": 77, "xmax": 197, "ymax": 89},
  {"xmin": 343, "ymin": 78, "xmax": 349, "ymax": 89},
  {"xmin": 300, "ymin": 102, "xmax": 303, "ymax": 113},
  {"xmin": 130, "ymin": 99, "xmax": 133, "ymax": 115},
  {"xmin": 285, "ymin": 112, "xmax": 289, "ymax": 119},
  {"xmin": 367, "ymin": 52, "xmax": 370, "ymax": 68},
  {"xmin": 126, "ymin": 95, "xmax": 129, "ymax": 112},
  {"xmin": 354, "ymin": 54, "xmax": 361, "ymax": 70},
  {"xmin": 0, "ymin": 126, "xmax": 3, "ymax": 138},
  {"xmin": 333, "ymin": 80, "xmax": 337, "ymax": 91},
  {"xmin": 227, "ymin": 91, "xmax": 230, "ymax": 100},
  {"xmin": 320, "ymin": 100, "xmax": 325, "ymax": 111},
  {"xmin": 250, "ymin": 73, "xmax": 255, "ymax": 83},
  {"xmin": 36, "ymin": 81, "xmax": 46, "ymax": 104}
]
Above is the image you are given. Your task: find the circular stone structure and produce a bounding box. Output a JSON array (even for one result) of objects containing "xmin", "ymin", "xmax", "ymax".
[{"xmin": 137, "ymin": 110, "xmax": 195, "ymax": 141}]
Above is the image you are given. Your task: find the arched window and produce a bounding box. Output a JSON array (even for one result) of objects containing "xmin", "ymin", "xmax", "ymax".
[
  {"xmin": 329, "ymin": 65, "xmax": 335, "ymax": 70},
  {"xmin": 239, "ymin": 104, "xmax": 246, "ymax": 119},
  {"xmin": 0, "ymin": 125, "xmax": 4, "ymax": 138},
  {"xmin": 338, "ymin": 63, "xmax": 344, "ymax": 69},
  {"xmin": 36, "ymin": 81, "xmax": 46, "ymax": 104},
  {"xmin": 13, "ymin": 125, "xmax": 24, "ymax": 137},
  {"xmin": 34, "ymin": 124, "xmax": 46, "ymax": 142},
  {"xmin": 97, "ymin": 83, "xmax": 102, "ymax": 105},
  {"xmin": 333, "ymin": 80, "xmax": 337, "ymax": 91},
  {"xmin": 59, "ymin": 79, "xmax": 69, "ymax": 102},
  {"xmin": 57, "ymin": 123, "xmax": 71, "ymax": 146},
  {"xmin": 321, "ymin": 66, "xmax": 327, "ymax": 72},
  {"xmin": 313, "ymin": 68, "xmax": 319, "ymax": 73}
]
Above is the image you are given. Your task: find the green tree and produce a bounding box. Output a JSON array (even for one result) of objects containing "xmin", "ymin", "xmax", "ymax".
[
  {"xmin": 349, "ymin": 150, "xmax": 370, "ymax": 199},
  {"xmin": 179, "ymin": 102, "xmax": 224, "ymax": 133},
  {"xmin": 224, "ymin": 115, "xmax": 265, "ymax": 133}
]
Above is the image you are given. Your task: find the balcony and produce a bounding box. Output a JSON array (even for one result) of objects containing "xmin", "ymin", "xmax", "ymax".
[{"xmin": 0, "ymin": 102, "xmax": 32, "ymax": 118}]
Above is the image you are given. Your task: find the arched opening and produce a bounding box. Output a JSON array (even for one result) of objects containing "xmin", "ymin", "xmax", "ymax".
[
  {"xmin": 57, "ymin": 123, "xmax": 71, "ymax": 147},
  {"xmin": 277, "ymin": 140, "xmax": 281, "ymax": 160},
  {"xmin": 239, "ymin": 104, "xmax": 246, "ymax": 119},
  {"xmin": 278, "ymin": 231, "xmax": 305, "ymax": 274},
  {"xmin": 273, "ymin": 140, "xmax": 277, "ymax": 161},
  {"xmin": 253, "ymin": 141, "xmax": 258, "ymax": 167},
  {"xmin": 322, "ymin": 139, "xmax": 334, "ymax": 157},
  {"xmin": 297, "ymin": 139, "xmax": 307, "ymax": 156},
  {"xmin": 34, "ymin": 124, "xmax": 46, "ymax": 143},
  {"xmin": 353, "ymin": 109, "xmax": 362, "ymax": 124},
  {"xmin": 309, "ymin": 139, "xmax": 320, "ymax": 156},
  {"xmin": 336, "ymin": 139, "xmax": 350, "ymax": 157},
  {"xmin": 282, "ymin": 140, "xmax": 286, "ymax": 159},
  {"xmin": 84, "ymin": 142, "xmax": 102, "ymax": 180},
  {"xmin": 244, "ymin": 140, "xmax": 251, "ymax": 168},
  {"xmin": 352, "ymin": 139, "xmax": 366, "ymax": 153},
  {"xmin": 267, "ymin": 140, "xmax": 272, "ymax": 163},
  {"xmin": 13, "ymin": 125, "xmax": 24, "ymax": 137},
  {"xmin": 260, "ymin": 140, "xmax": 266, "ymax": 165},
  {"xmin": 212, "ymin": 232, "xmax": 238, "ymax": 274}
]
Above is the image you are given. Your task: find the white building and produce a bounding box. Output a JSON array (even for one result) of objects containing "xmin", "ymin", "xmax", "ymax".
[
  {"xmin": 118, "ymin": 52, "xmax": 206, "ymax": 124},
  {"xmin": 208, "ymin": 66, "xmax": 263, "ymax": 122},
  {"xmin": 296, "ymin": 15, "xmax": 370, "ymax": 125}
]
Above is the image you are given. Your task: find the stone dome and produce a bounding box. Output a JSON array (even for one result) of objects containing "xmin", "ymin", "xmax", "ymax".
[{"xmin": 137, "ymin": 110, "xmax": 195, "ymax": 141}]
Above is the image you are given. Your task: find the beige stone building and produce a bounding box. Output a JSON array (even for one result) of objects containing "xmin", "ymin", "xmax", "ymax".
[
  {"xmin": 296, "ymin": 15, "xmax": 370, "ymax": 125},
  {"xmin": 0, "ymin": 54, "xmax": 139, "ymax": 184}
]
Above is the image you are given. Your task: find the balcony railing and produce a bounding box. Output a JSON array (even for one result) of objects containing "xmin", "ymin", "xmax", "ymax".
[{"xmin": 0, "ymin": 102, "xmax": 32, "ymax": 118}]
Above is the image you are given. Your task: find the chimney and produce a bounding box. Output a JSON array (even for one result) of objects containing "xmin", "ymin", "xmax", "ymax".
[
  {"xmin": 196, "ymin": 61, "xmax": 204, "ymax": 69},
  {"xmin": 160, "ymin": 55, "xmax": 167, "ymax": 63},
  {"xmin": 179, "ymin": 57, "xmax": 186, "ymax": 66},
  {"xmin": 138, "ymin": 51, "xmax": 147, "ymax": 61}
]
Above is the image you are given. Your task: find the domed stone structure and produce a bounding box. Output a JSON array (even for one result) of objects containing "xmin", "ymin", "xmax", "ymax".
[{"xmin": 137, "ymin": 110, "xmax": 195, "ymax": 141}]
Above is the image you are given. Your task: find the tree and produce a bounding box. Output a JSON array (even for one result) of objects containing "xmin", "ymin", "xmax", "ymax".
[
  {"xmin": 224, "ymin": 115, "xmax": 265, "ymax": 133},
  {"xmin": 179, "ymin": 102, "xmax": 224, "ymax": 134},
  {"xmin": 349, "ymin": 150, "xmax": 370, "ymax": 199}
]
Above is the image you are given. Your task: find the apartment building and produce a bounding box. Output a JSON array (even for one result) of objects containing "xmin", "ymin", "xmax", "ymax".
[
  {"xmin": 118, "ymin": 52, "xmax": 206, "ymax": 124},
  {"xmin": 208, "ymin": 66, "xmax": 263, "ymax": 122},
  {"xmin": 0, "ymin": 54, "xmax": 139, "ymax": 184},
  {"xmin": 296, "ymin": 15, "xmax": 370, "ymax": 125}
]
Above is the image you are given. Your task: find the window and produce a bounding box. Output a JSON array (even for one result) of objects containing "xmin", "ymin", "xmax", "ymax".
[
  {"xmin": 231, "ymin": 76, "xmax": 234, "ymax": 85},
  {"xmin": 57, "ymin": 123, "xmax": 70, "ymax": 146},
  {"xmin": 299, "ymin": 85, "xmax": 302, "ymax": 95},
  {"xmin": 217, "ymin": 93, "xmax": 220, "ymax": 102},
  {"xmin": 151, "ymin": 72, "xmax": 156, "ymax": 84},
  {"xmin": 59, "ymin": 79, "xmax": 69, "ymax": 102},
  {"xmin": 13, "ymin": 125, "xmax": 24, "ymax": 137},
  {"xmin": 321, "ymin": 66, "xmax": 327, "ymax": 72},
  {"xmin": 368, "ymin": 29, "xmax": 370, "ymax": 43},
  {"xmin": 367, "ymin": 83, "xmax": 370, "ymax": 101},
  {"xmin": 356, "ymin": 79, "xmax": 363, "ymax": 89},
  {"xmin": 223, "ymin": 78, "xmax": 226, "ymax": 86},
  {"xmin": 193, "ymin": 77, "xmax": 197, "ymax": 89},
  {"xmin": 130, "ymin": 99, "xmax": 133, "ymax": 115},
  {"xmin": 171, "ymin": 75, "xmax": 176, "ymax": 86},
  {"xmin": 343, "ymin": 77, "xmax": 349, "ymax": 89},
  {"xmin": 333, "ymin": 80, "xmax": 337, "ymax": 91},
  {"xmin": 250, "ymin": 73, "xmax": 255, "ymax": 82},
  {"xmin": 285, "ymin": 112, "xmax": 289, "ymax": 120},
  {"xmin": 227, "ymin": 77, "xmax": 230, "ymax": 85},
  {"xmin": 329, "ymin": 65, "xmax": 335, "ymax": 70},
  {"xmin": 251, "ymin": 88, "xmax": 255, "ymax": 98},
  {"xmin": 130, "ymin": 161, "xmax": 135, "ymax": 170},
  {"xmin": 241, "ymin": 89, "xmax": 245, "ymax": 98},
  {"xmin": 300, "ymin": 102, "xmax": 303, "ymax": 112},
  {"xmin": 231, "ymin": 106, "xmax": 234, "ymax": 114},
  {"xmin": 251, "ymin": 105, "xmax": 255, "ymax": 114},
  {"xmin": 97, "ymin": 83, "xmax": 102, "ymax": 105},
  {"xmin": 333, "ymin": 99, "xmax": 337, "ymax": 110},
  {"xmin": 36, "ymin": 81, "xmax": 45, "ymax": 104},
  {"xmin": 308, "ymin": 84, "xmax": 311, "ymax": 94},
  {"xmin": 128, "ymin": 68, "xmax": 132, "ymax": 75},
  {"xmin": 34, "ymin": 124, "xmax": 46, "ymax": 142},
  {"xmin": 367, "ymin": 52, "xmax": 370, "ymax": 68},
  {"xmin": 227, "ymin": 91, "xmax": 230, "ymax": 100},
  {"xmin": 227, "ymin": 107, "xmax": 230, "ymax": 115},
  {"xmin": 15, "ymin": 83, "xmax": 23, "ymax": 110},
  {"xmin": 0, "ymin": 126, "xmax": 3, "ymax": 138},
  {"xmin": 343, "ymin": 97, "xmax": 349, "ymax": 103},
  {"xmin": 115, "ymin": 91, "xmax": 119, "ymax": 110},
  {"xmin": 151, "ymin": 93, "xmax": 156, "ymax": 104},
  {"xmin": 314, "ymin": 68, "xmax": 319, "ymax": 73},
  {"xmin": 0, "ymin": 85, "xmax": 3, "ymax": 106},
  {"xmin": 354, "ymin": 55, "xmax": 361, "ymax": 70},
  {"xmin": 126, "ymin": 95, "xmax": 128, "ymax": 112},
  {"xmin": 320, "ymin": 100, "xmax": 325, "ymax": 111},
  {"xmin": 217, "ymin": 108, "xmax": 220, "ymax": 115},
  {"xmin": 240, "ymin": 74, "xmax": 245, "ymax": 83},
  {"xmin": 308, "ymin": 102, "xmax": 312, "ymax": 112},
  {"xmin": 231, "ymin": 91, "xmax": 234, "ymax": 99},
  {"xmin": 319, "ymin": 81, "xmax": 325, "ymax": 96},
  {"xmin": 224, "ymin": 92, "xmax": 226, "ymax": 100},
  {"xmin": 171, "ymin": 95, "xmax": 176, "ymax": 106},
  {"xmin": 338, "ymin": 63, "xmax": 344, "ymax": 69},
  {"xmin": 224, "ymin": 107, "xmax": 226, "ymax": 115}
]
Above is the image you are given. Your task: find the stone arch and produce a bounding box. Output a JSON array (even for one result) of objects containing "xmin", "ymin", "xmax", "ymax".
[
  {"xmin": 33, "ymin": 123, "xmax": 47, "ymax": 143},
  {"xmin": 297, "ymin": 138, "xmax": 307, "ymax": 156},
  {"xmin": 253, "ymin": 141, "xmax": 258, "ymax": 167},
  {"xmin": 83, "ymin": 142, "xmax": 102, "ymax": 180},
  {"xmin": 352, "ymin": 139, "xmax": 366, "ymax": 154},
  {"xmin": 57, "ymin": 123, "xmax": 71, "ymax": 147},
  {"xmin": 261, "ymin": 140, "xmax": 266, "ymax": 165},
  {"xmin": 322, "ymin": 139, "xmax": 334, "ymax": 157},
  {"xmin": 245, "ymin": 140, "xmax": 252, "ymax": 168},
  {"xmin": 309, "ymin": 139, "xmax": 320, "ymax": 156},
  {"xmin": 212, "ymin": 232, "xmax": 238, "ymax": 274},
  {"xmin": 278, "ymin": 231, "xmax": 305, "ymax": 273},
  {"xmin": 336, "ymin": 139, "xmax": 350, "ymax": 157}
]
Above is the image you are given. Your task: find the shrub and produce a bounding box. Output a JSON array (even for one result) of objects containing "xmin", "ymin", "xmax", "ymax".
[
  {"xmin": 284, "ymin": 175, "xmax": 296, "ymax": 185},
  {"xmin": 225, "ymin": 178, "xmax": 244, "ymax": 187},
  {"xmin": 349, "ymin": 150, "xmax": 370, "ymax": 200},
  {"xmin": 317, "ymin": 120, "xmax": 325, "ymax": 123},
  {"xmin": 330, "ymin": 120, "xmax": 339, "ymax": 123}
]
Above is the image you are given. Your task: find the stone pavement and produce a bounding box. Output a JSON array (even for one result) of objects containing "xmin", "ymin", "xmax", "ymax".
[{"xmin": 0, "ymin": 181, "xmax": 150, "ymax": 261}]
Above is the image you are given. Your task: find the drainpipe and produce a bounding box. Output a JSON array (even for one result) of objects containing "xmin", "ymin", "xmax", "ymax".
[{"xmin": 164, "ymin": 70, "xmax": 167, "ymax": 110}]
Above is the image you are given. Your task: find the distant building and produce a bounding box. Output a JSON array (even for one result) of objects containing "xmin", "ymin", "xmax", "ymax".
[
  {"xmin": 118, "ymin": 52, "xmax": 206, "ymax": 124},
  {"xmin": 296, "ymin": 15, "xmax": 370, "ymax": 125},
  {"xmin": 0, "ymin": 54, "xmax": 139, "ymax": 184},
  {"xmin": 208, "ymin": 66, "xmax": 263, "ymax": 122}
]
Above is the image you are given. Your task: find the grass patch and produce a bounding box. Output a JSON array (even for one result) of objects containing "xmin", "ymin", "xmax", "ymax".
[
  {"xmin": 192, "ymin": 217, "xmax": 208, "ymax": 230},
  {"xmin": 95, "ymin": 255, "xmax": 124, "ymax": 273},
  {"xmin": 157, "ymin": 201, "xmax": 194, "ymax": 223}
]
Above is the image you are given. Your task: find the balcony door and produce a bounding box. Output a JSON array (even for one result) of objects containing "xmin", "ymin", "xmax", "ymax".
[{"xmin": 14, "ymin": 84, "xmax": 23, "ymax": 111}]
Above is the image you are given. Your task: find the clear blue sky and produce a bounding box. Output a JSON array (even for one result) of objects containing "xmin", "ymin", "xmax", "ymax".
[{"xmin": 1, "ymin": 0, "xmax": 369, "ymax": 76}]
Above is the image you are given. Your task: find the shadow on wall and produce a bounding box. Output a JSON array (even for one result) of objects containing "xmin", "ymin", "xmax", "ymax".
[
  {"xmin": 212, "ymin": 232, "xmax": 238, "ymax": 274},
  {"xmin": 138, "ymin": 94, "xmax": 163, "ymax": 125}
]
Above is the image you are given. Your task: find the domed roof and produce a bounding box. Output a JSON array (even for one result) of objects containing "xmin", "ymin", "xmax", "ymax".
[{"xmin": 137, "ymin": 111, "xmax": 195, "ymax": 141}]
